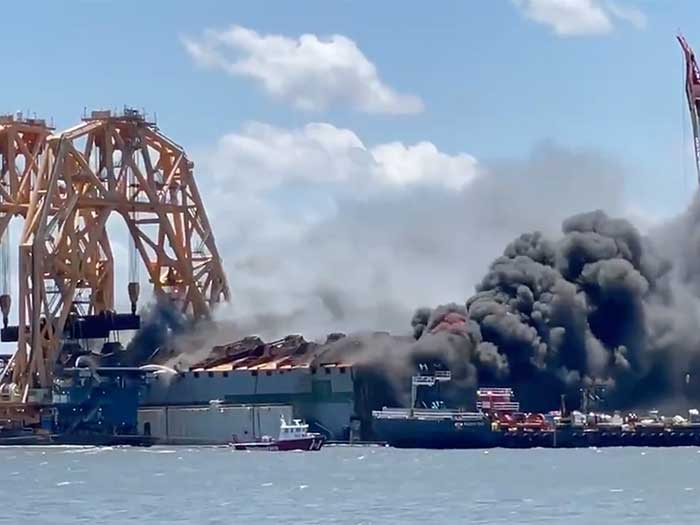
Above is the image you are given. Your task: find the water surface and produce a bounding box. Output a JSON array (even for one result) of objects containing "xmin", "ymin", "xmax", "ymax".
[{"xmin": 2, "ymin": 445, "xmax": 698, "ymax": 524}]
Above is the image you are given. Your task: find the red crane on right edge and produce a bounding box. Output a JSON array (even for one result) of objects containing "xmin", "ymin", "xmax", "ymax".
[{"xmin": 679, "ymin": 34, "xmax": 700, "ymax": 184}]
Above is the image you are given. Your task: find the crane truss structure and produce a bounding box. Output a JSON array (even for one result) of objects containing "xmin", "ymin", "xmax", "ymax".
[
  {"xmin": 679, "ymin": 34, "xmax": 700, "ymax": 184},
  {"xmin": 0, "ymin": 109, "xmax": 229, "ymax": 407},
  {"xmin": 0, "ymin": 114, "xmax": 52, "ymax": 235}
]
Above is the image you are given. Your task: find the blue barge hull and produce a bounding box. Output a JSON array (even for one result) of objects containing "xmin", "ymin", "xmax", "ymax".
[{"xmin": 372, "ymin": 409, "xmax": 700, "ymax": 449}]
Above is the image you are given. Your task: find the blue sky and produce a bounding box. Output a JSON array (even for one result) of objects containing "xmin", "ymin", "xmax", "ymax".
[
  {"xmin": 2, "ymin": 1, "xmax": 698, "ymax": 216},
  {"xmin": 3, "ymin": 1, "xmax": 700, "ymax": 337}
]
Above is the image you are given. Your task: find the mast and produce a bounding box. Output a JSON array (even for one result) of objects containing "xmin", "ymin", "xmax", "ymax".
[{"xmin": 678, "ymin": 34, "xmax": 700, "ymax": 185}]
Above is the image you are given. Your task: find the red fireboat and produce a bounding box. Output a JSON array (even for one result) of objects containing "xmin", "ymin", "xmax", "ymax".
[{"xmin": 230, "ymin": 416, "xmax": 325, "ymax": 451}]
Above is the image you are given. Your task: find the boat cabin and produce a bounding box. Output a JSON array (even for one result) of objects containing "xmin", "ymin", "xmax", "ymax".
[{"xmin": 278, "ymin": 417, "xmax": 310, "ymax": 441}]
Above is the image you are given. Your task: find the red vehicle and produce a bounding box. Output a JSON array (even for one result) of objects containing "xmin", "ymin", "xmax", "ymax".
[{"xmin": 494, "ymin": 412, "xmax": 549, "ymax": 431}]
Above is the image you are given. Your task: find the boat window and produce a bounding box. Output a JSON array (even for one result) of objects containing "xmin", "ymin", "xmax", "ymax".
[
  {"xmin": 193, "ymin": 372, "xmax": 199, "ymax": 378},
  {"xmin": 208, "ymin": 372, "xmax": 214, "ymax": 378}
]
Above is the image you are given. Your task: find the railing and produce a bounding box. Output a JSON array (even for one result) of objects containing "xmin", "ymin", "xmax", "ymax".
[
  {"xmin": 372, "ymin": 408, "xmax": 486, "ymax": 421},
  {"xmin": 476, "ymin": 401, "xmax": 520, "ymax": 411},
  {"xmin": 477, "ymin": 388, "xmax": 514, "ymax": 396},
  {"xmin": 412, "ymin": 376, "xmax": 436, "ymax": 387}
]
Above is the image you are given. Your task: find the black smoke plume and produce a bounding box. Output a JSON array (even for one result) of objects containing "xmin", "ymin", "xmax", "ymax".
[
  {"xmin": 124, "ymin": 298, "xmax": 191, "ymax": 366},
  {"xmin": 413, "ymin": 209, "xmax": 700, "ymax": 411}
]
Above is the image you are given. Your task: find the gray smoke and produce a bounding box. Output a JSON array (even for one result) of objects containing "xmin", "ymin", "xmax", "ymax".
[
  {"xmin": 312, "ymin": 329, "xmax": 492, "ymax": 409},
  {"xmin": 205, "ymin": 143, "xmax": 625, "ymax": 340},
  {"xmin": 149, "ymin": 200, "xmax": 700, "ymax": 412},
  {"xmin": 144, "ymin": 141, "xmax": 700, "ymax": 411}
]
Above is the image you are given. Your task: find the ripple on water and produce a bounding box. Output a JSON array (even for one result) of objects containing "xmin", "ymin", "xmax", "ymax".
[{"xmin": 3, "ymin": 446, "xmax": 700, "ymax": 524}]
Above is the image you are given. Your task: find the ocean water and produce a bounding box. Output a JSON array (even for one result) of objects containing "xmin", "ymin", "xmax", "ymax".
[{"xmin": 2, "ymin": 445, "xmax": 699, "ymax": 524}]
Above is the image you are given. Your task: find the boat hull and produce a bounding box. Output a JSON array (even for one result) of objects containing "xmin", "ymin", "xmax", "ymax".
[
  {"xmin": 373, "ymin": 415, "xmax": 497, "ymax": 449},
  {"xmin": 373, "ymin": 416, "xmax": 700, "ymax": 449},
  {"xmin": 231, "ymin": 435, "xmax": 325, "ymax": 451}
]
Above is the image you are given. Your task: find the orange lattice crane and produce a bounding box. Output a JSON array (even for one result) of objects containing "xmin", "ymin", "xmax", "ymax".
[{"xmin": 0, "ymin": 109, "xmax": 229, "ymax": 421}]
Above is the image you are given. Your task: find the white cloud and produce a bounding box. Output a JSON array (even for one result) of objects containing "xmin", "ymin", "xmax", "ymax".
[
  {"xmin": 203, "ymin": 121, "xmax": 477, "ymax": 199},
  {"xmin": 183, "ymin": 25, "xmax": 424, "ymax": 114},
  {"xmin": 372, "ymin": 142, "xmax": 477, "ymax": 191},
  {"xmin": 512, "ymin": 0, "xmax": 646, "ymax": 36}
]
